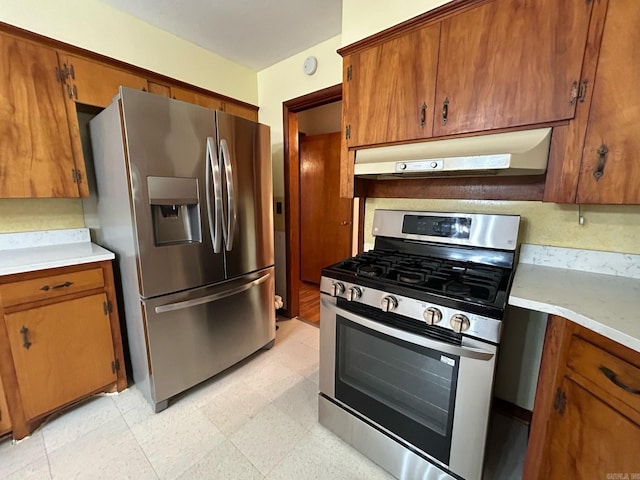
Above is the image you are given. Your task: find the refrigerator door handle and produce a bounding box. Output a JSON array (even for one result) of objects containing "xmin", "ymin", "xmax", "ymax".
[
  {"xmin": 206, "ymin": 137, "xmax": 223, "ymax": 253},
  {"xmin": 154, "ymin": 270, "xmax": 271, "ymax": 314},
  {"xmin": 219, "ymin": 138, "xmax": 237, "ymax": 251}
]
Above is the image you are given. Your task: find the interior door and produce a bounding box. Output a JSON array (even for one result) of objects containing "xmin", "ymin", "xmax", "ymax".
[
  {"xmin": 300, "ymin": 132, "xmax": 353, "ymax": 284},
  {"xmin": 216, "ymin": 112, "xmax": 274, "ymax": 279}
]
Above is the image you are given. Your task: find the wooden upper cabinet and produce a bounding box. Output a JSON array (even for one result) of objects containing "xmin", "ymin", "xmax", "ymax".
[
  {"xmin": 0, "ymin": 33, "xmax": 81, "ymax": 198},
  {"xmin": 433, "ymin": 0, "xmax": 593, "ymax": 137},
  {"xmin": 147, "ymin": 81, "xmax": 171, "ymax": 98},
  {"xmin": 344, "ymin": 24, "xmax": 440, "ymax": 147},
  {"xmin": 57, "ymin": 54, "xmax": 148, "ymax": 108},
  {"xmin": 171, "ymin": 86, "xmax": 258, "ymax": 121},
  {"xmin": 575, "ymin": 0, "xmax": 640, "ymax": 204},
  {"xmin": 171, "ymin": 86, "xmax": 224, "ymax": 110},
  {"xmin": 221, "ymin": 101, "xmax": 259, "ymax": 122}
]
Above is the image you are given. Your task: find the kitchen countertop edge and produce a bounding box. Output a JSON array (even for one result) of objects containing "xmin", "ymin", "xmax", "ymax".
[
  {"xmin": 510, "ymin": 245, "xmax": 640, "ymax": 353},
  {"xmin": 0, "ymin": 242, "xmax": 115, "ymax": 277}
]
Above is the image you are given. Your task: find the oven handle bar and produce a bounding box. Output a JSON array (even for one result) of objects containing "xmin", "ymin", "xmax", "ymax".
[{"xmin": 322, "ymin": 298, "xmax": 495, "ymax": 361}]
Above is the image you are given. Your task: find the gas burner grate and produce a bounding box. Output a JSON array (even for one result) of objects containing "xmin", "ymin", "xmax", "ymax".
[{"xmin": 329, "ymin": 249, "xmax": 508, "ymax": 304}]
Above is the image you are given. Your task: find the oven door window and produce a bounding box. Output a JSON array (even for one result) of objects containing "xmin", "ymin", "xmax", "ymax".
[{"xmin": 335, "ymin": 315, "xmax": 458, "ymax": 466}]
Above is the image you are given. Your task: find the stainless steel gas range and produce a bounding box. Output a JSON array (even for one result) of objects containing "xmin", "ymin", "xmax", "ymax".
[{"xmin": 318, "ymin": 209, "xmax": 520, "ymax": 480}]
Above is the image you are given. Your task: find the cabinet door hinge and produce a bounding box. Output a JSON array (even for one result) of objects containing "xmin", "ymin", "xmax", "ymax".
[
  {"xmin": 54, "ymin": 66, "xmax": 65, "ymax": 84},
  {"xmin": 71, "ymin": 169, "xmax": 83, "ymax": 184},
  {"xmin": 345, "ymin": 124, "xmax": 351, "ymax": 140},
  {"xmin": 346, "ymin": 65, "xmax": 353, "ymax": 82},
  {"xmin": 111, "ymin": 359, "xmax": 120, "ymax": 374},
  {"xmin": 103, "ymin": 300, "xmax": 113, "ymax": 315},
  {"xmin": 577, "ymin": 79, "xmax": 588, "ymax": 103},
  {"xmin": 553, "ymin": 387, "xmax": 567, "ymax": 415},
  {"xmin": 569, "ymin": 80, "xmax": 579, "ymax": 105}
]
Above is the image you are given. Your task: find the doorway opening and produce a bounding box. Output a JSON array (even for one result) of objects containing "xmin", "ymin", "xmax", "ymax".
[{"xmin": 283, "ymin": 85, "xmax": 358, "ymax": 323}]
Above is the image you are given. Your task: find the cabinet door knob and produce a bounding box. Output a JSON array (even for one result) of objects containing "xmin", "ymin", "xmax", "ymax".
[
  {"xmin": 593, "ymin": 144, "xmax": 608, "ymax": 180},
  {"xmin": 20, "ymin": 326, "xmax": 32, "ymax": 350},
  {"xmin": 420, "ymin": 102, "xmax": 427, "ymax": 127},
  {"xmin": 442, "ymin": 98, "xmax": 449, "ymax": 125}
]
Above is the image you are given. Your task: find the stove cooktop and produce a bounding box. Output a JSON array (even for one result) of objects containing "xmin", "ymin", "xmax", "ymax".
[
  {"xmin": 331, "ymin": 249, "xmax": 509, "ymax": 305},
  {"xmin": 320, "ymin": 210, "xmax": 520, "ymax": 344}
]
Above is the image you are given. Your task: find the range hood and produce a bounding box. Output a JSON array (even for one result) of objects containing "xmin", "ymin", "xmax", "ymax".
[{"xmin": 354, "ymin": 127, "xmax": 552, "ymax": 178}]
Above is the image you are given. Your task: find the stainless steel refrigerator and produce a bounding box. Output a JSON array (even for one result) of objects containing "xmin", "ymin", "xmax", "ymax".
[{"xmin": 86, "ymin": 87, "xmax": 275, "ymax": 412}]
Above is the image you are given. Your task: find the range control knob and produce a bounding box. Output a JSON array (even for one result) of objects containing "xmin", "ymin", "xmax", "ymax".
[
  {"xmin": 397, "ymin": 162, "xmax": 407, "ymax": 170},
  {"xmin": 330, "ymin": 282, "xmax": 345, "ymax": 297},
  {"xmin": 450, "ymin": 314, "xmax": 471, "ymax": 333},
  {"xmin": 346, "ymin": 286, "xmax": 362, "ymax": 301},
  {"xmin": 430, "ymin": 161, "xmax": 438, "ymax": 169},
  {"xmin": 380, "ymin": 296, "xmax": 398, "ymax": 313},
  {"xmin": 423, "ymin": 307, "xmax": 443, "ymax": 325}
]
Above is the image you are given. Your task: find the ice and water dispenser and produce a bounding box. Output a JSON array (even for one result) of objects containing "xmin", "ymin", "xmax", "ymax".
[{"xmin": 147, "ymin": 176, "xmax": 201, "ymax": 246}]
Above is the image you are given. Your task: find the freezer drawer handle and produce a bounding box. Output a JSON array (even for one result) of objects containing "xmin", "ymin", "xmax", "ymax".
[{"xmin": 154, "ymin": 271, "xmax": 271, "ymax": 314}]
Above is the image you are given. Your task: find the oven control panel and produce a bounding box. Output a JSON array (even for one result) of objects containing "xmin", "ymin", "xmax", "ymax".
[{"xmin": 321, "ymin": 277, "xmax": 502, "ymax": 344}]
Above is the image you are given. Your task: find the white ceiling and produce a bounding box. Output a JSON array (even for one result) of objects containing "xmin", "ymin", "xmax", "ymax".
[{"xmin": 98, "ymin": 0, "xmax": 343, "ymax": 71}]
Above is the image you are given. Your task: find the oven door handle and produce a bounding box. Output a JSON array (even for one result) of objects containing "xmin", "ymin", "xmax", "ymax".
[{"xmin": 322, "ymin": 298, "xmax": 495, "ymax": 361}]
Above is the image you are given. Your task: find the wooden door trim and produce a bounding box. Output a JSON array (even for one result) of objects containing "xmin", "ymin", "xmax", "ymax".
[{"xmin": 283, "ymin": 84, "xmax": 342, "ymax": 319}]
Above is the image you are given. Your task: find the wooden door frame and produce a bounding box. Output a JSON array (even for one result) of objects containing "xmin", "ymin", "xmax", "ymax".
[{"xmin": 282, "ymin": 84, "xmax": 342, "ymax": 319}]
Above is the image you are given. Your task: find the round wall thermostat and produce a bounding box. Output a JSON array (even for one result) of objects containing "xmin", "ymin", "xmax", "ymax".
[{"xmin": 303, "ymin": 56, "xmax": 318, "ymax": 75}]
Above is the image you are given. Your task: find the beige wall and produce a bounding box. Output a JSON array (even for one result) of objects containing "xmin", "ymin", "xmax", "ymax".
[
  {"xmin": 257, "ymin": 35, "xmax": 343, "ymax": 303},
  {"xmin": 0, "ymin": 0, "xmax": 258, "ymax": 234},
  {"xmin": 257, "ymin": 34, "xmax": 343, "ymax": 199},
  {"xmin": 341, "ymin": 0, "xmax": 451, "ymax": 45},
  {"xmin": 364, "ymin": 199, "xmax": 640, "ymax": 255},
  {"xmin": 298, "ymin": 102, "xmax": 342, "ymax": 136},
  {"xmin": 0, "ymin": 200, "xmax": 84, "ymax": 233}
]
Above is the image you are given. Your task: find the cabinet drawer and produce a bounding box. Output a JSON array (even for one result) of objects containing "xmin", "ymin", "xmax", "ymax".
[
  {"xmin": 568, "ymin": 335, "xmax": 640, "ymax": 414},
  {"xmin": 0, "ymin": 268, "xmax": 105, "ymax": 307}
]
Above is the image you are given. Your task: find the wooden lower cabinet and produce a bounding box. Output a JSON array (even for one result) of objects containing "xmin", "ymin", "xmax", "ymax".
[
  {"xmin": 0, "ymin": 374, "xmax": 10, "ymax": 435},
  {"xmin": 0, "ymin": 261, "xmax": 126, "ymax": 439},
  {"xmin": 545, "ymin": 377, "xmax": 640, "ymax": 477},
  {"xmin": 525, "ymin": 316, "xmax": 640, "ymax": 478}
]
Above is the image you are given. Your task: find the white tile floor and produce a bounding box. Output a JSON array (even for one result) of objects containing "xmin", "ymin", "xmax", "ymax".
[
  {"xmin": 0, "ymin": 319, "xmax": 393, "ymax": 480},
  {"xmin": 0, "ymin": 318, "xmax": 527, "ymax": 479}
]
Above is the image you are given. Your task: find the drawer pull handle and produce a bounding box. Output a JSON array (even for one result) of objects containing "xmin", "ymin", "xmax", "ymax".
[
  {"xmin": 599, "ymin": 365, "xmax": 640, "ymax": 395},
  {"xmin": 20, "ymin": 326, "xmax": 31, "ymax": 350},
  {"xmin": 40, "ymin": 281, "xmax": 73, "ymax": 291},
  {"xmin": 420, "ymin": 102, "xmax": 427, "ymax": 127}
]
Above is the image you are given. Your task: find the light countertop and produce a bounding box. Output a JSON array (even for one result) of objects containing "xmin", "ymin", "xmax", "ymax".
[
  {"xmin": 0, "ymin": 228, "xmax": 114, "ymax": 276},
  {"xmin": 509, "ymin": 245, "xmax": 640, "ymax": 353}
]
